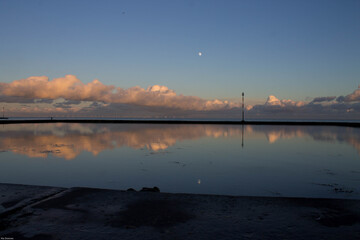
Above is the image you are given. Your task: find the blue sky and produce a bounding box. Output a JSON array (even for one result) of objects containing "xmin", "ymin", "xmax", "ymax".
[{"xmin": 0, "ymin": 0, "xmax": 359, "ymax": 118}]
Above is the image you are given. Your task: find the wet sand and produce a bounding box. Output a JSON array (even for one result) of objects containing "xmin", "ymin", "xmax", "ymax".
[{"xmin": 1, "ymin": 183, "xmax": 360, "ymax": 240}]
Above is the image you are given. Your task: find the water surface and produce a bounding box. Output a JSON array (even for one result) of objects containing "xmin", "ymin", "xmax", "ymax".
[{"xmin": 0, "ymin": 123, "xmax": 359, "ymax": 199}]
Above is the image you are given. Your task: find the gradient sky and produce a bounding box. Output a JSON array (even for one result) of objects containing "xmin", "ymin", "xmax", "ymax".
[{"xmin": 0, "ymin": 0, "xmax": 359, "ymax": 118}]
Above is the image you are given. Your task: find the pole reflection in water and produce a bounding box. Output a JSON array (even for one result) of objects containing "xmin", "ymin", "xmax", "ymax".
[
  {"xmin": 0, "ymin": 123, "xmax": 359, "ymax": 199},
  {"xmin": 242, "ymin": 124, "xmax": 244, "ymax": 148}
]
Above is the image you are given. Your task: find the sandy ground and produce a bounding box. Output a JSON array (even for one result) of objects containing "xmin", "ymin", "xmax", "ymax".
[{"xmin": 1, "ymin": 183, "xmax": 360, "ymax": 240}]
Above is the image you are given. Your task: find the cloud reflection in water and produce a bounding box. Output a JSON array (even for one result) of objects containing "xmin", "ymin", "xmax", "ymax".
[{"xmin": 0, "ymin": 124, "xmax": 359, "ymax": 160}]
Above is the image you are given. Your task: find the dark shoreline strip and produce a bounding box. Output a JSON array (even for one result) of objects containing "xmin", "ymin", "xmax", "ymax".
[{"xmin": 0, "ymin": 119, "xmax": 359, "ymax": 127}]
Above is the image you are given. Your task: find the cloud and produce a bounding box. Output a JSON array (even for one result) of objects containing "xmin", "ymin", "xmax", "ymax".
[
  {"xmin": 265, "ymin": 95, "xmax": 305, "ymax": 107},
  {"xmin": 89, "ymin": 101, "xmax": 106, "ymax": 108},
  {"xmin": 336, "ymin": 96, "xmax": 345, "ymax": 102},
  {"xmin": 34, "ymin": 99, "xmax": 54, "ymax": 104},
  {"xmin": 53, "ymin": 99, "xmax": 83, "ymax": 109},
  {"xmin": 246, "ymin": 88, "xmax": 360, "ymax": 119},
  {"xmin": 249, "ymin": 86, "xmax": 360, "ymax": 117},
  {"xmin": 1, "ymin": 75, "xmax": 359, "ymax": 119},
  {"xmin": 246, "ymin": 95, "xmax": 307, "ymax": 116},
  {"xmin": 343, "ymin": 86, "xmax": 360, "ymax": 102},
  {"xmin": 0, "ymin": 75, "xmax": 238, "ymax": 111},
  {"xmin": 59, "ymin": 99, "xmax": 82, "ymax": 105},
  {"xmin": 311, "ymin": 96, "xmax": 336, "ymax": 103},
  {"xmin": 0, "ymin": 95, "xmax": 37, "ymax": 103}
]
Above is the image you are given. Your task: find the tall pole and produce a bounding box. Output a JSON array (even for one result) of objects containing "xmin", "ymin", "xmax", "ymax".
[
  {"xmin": 241, "ymin": 92, "xmax": 244, "ymax": 148},
  {"xmin": 242, "ymin": 92, "xmax": 244, "ymax": 122}
]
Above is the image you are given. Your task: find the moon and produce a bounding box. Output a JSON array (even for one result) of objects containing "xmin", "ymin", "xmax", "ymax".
[{"xmin": 198, "ymin": 52, "xmax": 202, "ymax": 56}]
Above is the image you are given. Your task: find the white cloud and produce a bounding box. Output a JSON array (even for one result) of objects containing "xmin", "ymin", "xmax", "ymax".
[
  {"xmin": 0, "ymin": 75, "xmax": 239, "ymax": 111},
  {"xmin": 344, "ymin": 87, "xmax": 360, "ymax": 102},
  {"xmin": 265, "ymin": 95, "xmax": 305, "ymax": 107}
]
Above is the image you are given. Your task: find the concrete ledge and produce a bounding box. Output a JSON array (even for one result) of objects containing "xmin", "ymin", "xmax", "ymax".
[
  {"xmin": 1, "ymin": 183, "xmax": 360, "ymax": 239},
  {"xmin": 0, "ymin": 183, "xmax": 65, "ymax": 216},
  {"xmin": 0, "ymin": 119, "xmax": 359, "ymax": 127}
]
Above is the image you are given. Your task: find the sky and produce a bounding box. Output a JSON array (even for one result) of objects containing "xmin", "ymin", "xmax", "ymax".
[{"xmin": 0, "ymin": 0, "xmax": 359, "ymax": 119}]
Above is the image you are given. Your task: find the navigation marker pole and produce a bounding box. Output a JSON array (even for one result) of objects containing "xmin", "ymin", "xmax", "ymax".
[
  {"xmin": 242, "ymin": 92, "xmax": 244, "ymax": 122},
  {"xmin": 241, "ymin": 92, "xmax": 245, "ymax": 148}
]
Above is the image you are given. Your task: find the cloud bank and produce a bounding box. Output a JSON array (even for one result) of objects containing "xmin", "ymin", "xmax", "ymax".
[
  {"xmin": 0, "ymin": 75, "xmax": 237, "ymax": 111},
  {"xmin": 0, "ymin": 75, "xmax": 359, "ymax": 119},
  {"xmin": 246, "ymin": 89, "xmax": 360, "ymax": 120}
]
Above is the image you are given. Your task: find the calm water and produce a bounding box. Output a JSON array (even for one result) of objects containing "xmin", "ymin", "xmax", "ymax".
[{"xmin": 0, "ymin": 123, "xmax": 359, "ymax": 199}]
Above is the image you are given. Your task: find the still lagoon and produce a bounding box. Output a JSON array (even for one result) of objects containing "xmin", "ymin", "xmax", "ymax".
[{"xmin": 0, "ymin": 123, "xmax": 359, "ymax": 199}]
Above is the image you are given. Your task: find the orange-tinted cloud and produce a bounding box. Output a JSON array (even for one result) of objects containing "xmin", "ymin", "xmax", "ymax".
[
  {"xmin": 265, "ymin": 95, "xmax": 305, "ymax": 107},
  {"xmin": 0, "ymin": 75, "xmax": 239, "ymax": 111}
]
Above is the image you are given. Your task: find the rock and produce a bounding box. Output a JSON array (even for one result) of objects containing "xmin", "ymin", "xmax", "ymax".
[{"xmin": 140, "ymin": 187, "xmax": 160, "ymax": 192}]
